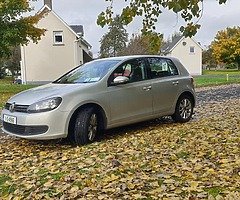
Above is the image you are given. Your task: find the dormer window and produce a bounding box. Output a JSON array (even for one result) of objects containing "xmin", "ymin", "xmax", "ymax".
[{"xmin": 53, "ymin": 31, "xmax": 63, "ymax": 45}]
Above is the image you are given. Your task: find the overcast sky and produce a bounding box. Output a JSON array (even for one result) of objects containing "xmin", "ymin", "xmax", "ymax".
[{"xmin": 31, "ymin": 0, "xmax": 240, "ymax": 57}]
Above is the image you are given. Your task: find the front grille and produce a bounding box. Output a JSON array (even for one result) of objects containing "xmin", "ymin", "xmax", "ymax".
[
  {"xmin": 3, "ymin": 122, "xmax": 48, "ymax": 136},
  {"xmin": 5, "ymin": 103, "xmax": 29, "ymax": 113}
]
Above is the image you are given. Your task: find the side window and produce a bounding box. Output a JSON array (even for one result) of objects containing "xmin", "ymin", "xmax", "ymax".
[
  {"xmin": 166, "ymin": 60, "xmax": 179, "ymax": 76},
  {"xmin": 108, "ymin": 58, "xmax": 146, "ymax": 85},
  {"xmin": 147, "ymin": 58, "xmax": 179, "ymax": 79}
]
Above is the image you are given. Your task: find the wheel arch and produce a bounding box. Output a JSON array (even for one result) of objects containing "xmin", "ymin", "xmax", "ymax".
[
  {"xmin": 177, "ymin": 91, "xmax": 196, "ymax": 108},
  {"xmin": 67, "ymin": 103, "xmax": 108, "ymax": 137}
]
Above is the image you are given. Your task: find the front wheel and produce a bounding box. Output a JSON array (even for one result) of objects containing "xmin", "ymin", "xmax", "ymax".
[
  {"xmin": 172, "ymin": 95, "xmax": 193, "ymax": 123},
  {"xmin": 74, "ymin": 107, "xmax": 99, "ymax": 145}
]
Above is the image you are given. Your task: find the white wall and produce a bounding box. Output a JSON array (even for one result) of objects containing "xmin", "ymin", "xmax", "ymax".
[
  {"xmin": 169, "ymin": 38, "xmax": 202, "ymax": 75},
  {"xmin": 21, "ymin": 10, "xmax": 80, "ymax": 83}
]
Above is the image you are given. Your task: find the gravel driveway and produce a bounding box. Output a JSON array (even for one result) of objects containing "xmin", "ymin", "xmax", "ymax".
[
  {"xmin": 196, "ymin": 84, "xmax": 240, "ymax": 104},
  {"xmin": 1, "ymin": 84, "xmax": 240, "ymax": 137}
]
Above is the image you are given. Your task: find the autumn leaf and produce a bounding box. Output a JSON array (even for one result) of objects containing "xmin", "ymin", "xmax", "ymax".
[{"xmin": 0, "ymin": 84, "xmax": 239, "ymax": 199}]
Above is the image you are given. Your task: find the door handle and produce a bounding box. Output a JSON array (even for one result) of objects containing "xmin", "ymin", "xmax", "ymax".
[
  {"xmin": 172, "ymin": 81, "xmax": 179, "ymax": 85},
  {"xmin": 143, "ymin": 86, "xmax": 152, "ymax": 91}
]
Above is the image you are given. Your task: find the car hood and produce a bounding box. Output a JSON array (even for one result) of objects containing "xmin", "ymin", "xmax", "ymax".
[{"xmin": 8, "ymin": 83, "xmax": 90, "ymax": 105}]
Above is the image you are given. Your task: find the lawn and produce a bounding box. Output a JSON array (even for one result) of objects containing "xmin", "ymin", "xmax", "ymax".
[
  {"xmin": 202, "ymin": 69, "xmax": 240, "ymax": 75},
  {"xmin": 0, "ymin": 78, "xmax": 35, "ymax": 108},
  {"xmin": 194, "ymin": 70, "xmax": 240, "ymax": 87}
]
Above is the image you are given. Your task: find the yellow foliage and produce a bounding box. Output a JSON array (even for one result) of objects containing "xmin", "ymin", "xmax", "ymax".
[{"xmin": 211, "ymin": 26, "xmax": 240, "ymax": 67}]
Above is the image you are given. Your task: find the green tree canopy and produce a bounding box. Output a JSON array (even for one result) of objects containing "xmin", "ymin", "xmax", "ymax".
[
  {"xmin": 202, "ymin": 47, "xmax": 217, "ymax": 70},
  {"xmin": 0, "ymin": 0, "xmax": 45, "ymax": 58},
  {"xmin": 211, "ymin": 26, "xmax": 240, "ymax": 70},
  {"xmin": 98, "ymin": 0, "xmax": 227, "ymax": 37},
  {"xmin": 120, "ymin": 32, "xmax": 163, "ymax": 56},
  {"xmin": 99, "ymin": 15, "xmax": 128, "ymax": 58}
]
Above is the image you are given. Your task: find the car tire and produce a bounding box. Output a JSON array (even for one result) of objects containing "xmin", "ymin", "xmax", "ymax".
[
  {"xmin": 172, "ymin": 95, "xmax": 193, "ymax": 123},
  {"xmin": 73, "ymin": 107, "xmax": 99, "ymax": 145}
]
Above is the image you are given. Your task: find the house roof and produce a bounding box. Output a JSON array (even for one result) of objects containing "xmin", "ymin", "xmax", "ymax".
[
  {"xmin": 161, "ymin": 36, "xmax": 203, "ymax": 55},
  {"xmin": 70, "ymin": 25, "xmax": 84, "ymax": 36},
  {"xmin": 39, "ymin": 5, "xmax": 91, "ymax": 49},
  {"xmin": 161, "ymin": 35, "xmax": 182, "ymax": 54}
]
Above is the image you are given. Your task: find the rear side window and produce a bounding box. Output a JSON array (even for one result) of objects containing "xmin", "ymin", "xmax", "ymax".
[{"xmin": 147, "ymin": 58, "xmax": 179, "ymax": 79}]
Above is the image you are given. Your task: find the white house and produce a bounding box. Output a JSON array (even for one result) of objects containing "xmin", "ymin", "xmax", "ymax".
[
  {"xmin": 20, "ymin": 0, "xmax": 92, "ymax": 84},
  {"xmin": 161, "ymin": 36, "xmax": 203, "ymax": 75}
]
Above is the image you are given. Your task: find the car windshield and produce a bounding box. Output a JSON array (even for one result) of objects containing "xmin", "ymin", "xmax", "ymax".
[{"xmin": 54, "ymin": 60, "xmax": 120, "ymax": 84}]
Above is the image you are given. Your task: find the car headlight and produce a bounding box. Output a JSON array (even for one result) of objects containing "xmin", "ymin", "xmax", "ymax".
[{"xmin": 27, "ymin": 97, "xmax": 62, "ymax": 113}]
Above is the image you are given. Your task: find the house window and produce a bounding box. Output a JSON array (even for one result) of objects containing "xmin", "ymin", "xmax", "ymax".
[
  {"xmin": 190, "ymin": 46, "xmax": 195, "ymax": 53},
  {"xmin": 53, "ymin": 31, "xmax": 63, "ymax": 44}
]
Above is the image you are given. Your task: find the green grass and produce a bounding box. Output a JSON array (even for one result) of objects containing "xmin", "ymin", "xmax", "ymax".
[
  {"xmin": 194, "ymin": 70, "xmax": 240, "ymax": 87},
  {"xmin": 0, "ymin": 78, "xmax": 36, "ymax": 108},
  {"xmin": 204, "ymin": 187, "xmax": 223, "ymax": 198},
  {"xmin": 0, "ymin": 174, "xmax": 15, "ymax": 197},
  {"xmin": 203, "ymin": 69, "xmax": 240, "ymax": 75},
  {"xmin": 0, "ymin": 77, "xmax": 14, "ymax": 84}
]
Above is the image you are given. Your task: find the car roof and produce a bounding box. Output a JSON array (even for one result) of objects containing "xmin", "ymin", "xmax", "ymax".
[
  {"xmin": 96, "ymin": 55, "xmax": 179, "ymax": 62},
  {"xmin": 93, "ymin": 55, "xmax": 189, "ymax": 76}
]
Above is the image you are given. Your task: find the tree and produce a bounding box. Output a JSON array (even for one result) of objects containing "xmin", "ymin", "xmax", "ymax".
[
  {"xmin": 0, "ymin": 59, "xmax": 6, "ymax": 79},
  {"xmin": 0, "ymin": 0, "xmax": 45, "ymax": 58},
  {"xmin": 5, "ymin": 46, "xmax": 21, "ymax": 77},
  {"xmin": 99, "ymin": 15, "xmax": 128, "ymax": 58},
  {"xmin": 211, "ymin": 26, "xmax": 240, "ymax": 70},
  {"xmin": 97, "ymin": 0, "xmax": 227, "ymax": 37},
  {"xmin": 202, "ymin": 47, "xmax": 218, "ymax": 70},
  {"xmin": 120, "ymin": 32, "xmax": 163, "ymax": 55}
]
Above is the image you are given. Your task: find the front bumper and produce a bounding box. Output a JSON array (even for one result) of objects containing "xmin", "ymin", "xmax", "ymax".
[{"xmin": 1, "ymin": 109, "xmax": 69, "ymax": 140}]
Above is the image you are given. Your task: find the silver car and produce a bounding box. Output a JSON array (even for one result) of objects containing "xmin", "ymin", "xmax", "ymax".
[{"xmin": 1, "ymin": 56, "xmax": 196, "ymax": 145}]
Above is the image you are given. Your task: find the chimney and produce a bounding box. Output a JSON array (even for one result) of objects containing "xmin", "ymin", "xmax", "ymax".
[{"xmin": 44, "ymin": 0, "xmax": 52, "ymax": 10}]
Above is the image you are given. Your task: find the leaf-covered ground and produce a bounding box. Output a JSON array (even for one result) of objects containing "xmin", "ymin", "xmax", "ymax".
[{"xmin": 0, "ymin": 84, "xmax": 239, "ymax": 199}]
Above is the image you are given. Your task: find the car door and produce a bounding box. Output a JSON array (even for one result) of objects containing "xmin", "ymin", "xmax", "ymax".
[
  {"xmin": 146, "ymin": 57, "xmax": 180, "ymax": 114},
  {"xmin": 107, "ymin": 58, "xmax": 153, "ymax": 126}
]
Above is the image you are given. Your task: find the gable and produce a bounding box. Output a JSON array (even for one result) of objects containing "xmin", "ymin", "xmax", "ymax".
[
  {"xmin": 38, "ymin": 5, "xmax": 91, "ymax": 48},
  {"xmin": 174, "ymin": 37, "xmax": 202, "ymax": 51},
  {"xmin": 168, "ymin": 37, "xmax": 202, "ymax": 59},
  {"xmin": 38, "ymin": 7, "xmax": 79, "ymax": 39},
  {"xmin": 161, "ymin": 36, "xmax": 203, "ymax": 55}
]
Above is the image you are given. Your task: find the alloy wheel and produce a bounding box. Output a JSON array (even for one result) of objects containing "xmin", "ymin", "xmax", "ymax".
[{"xmin": 179, "ymin": 98, "xmax": 192, "ymax": 119}]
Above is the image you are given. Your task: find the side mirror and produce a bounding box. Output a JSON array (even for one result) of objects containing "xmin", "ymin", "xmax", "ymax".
[{"xmin": 113, "ymin": 76, "xmax": 129, "ymax": 85}]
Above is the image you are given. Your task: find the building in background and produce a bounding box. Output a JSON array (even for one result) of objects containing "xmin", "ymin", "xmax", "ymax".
[
  {"xmin": 21, "ymin": 0, "xmax": 92, "ymax": 84},
  {"xmin": 161, "ymin": 36, "xmax": 203, "ymax": 75}
]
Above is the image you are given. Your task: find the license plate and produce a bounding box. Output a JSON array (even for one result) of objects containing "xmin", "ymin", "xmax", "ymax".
[{"xmin": 3, "ymin": 114, "xmax": 17, "ymax": 125}]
